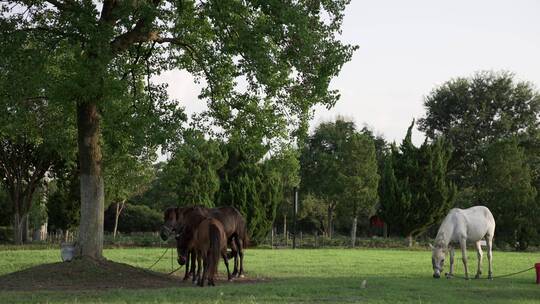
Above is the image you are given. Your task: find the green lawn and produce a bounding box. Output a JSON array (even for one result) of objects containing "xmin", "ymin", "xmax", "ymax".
[{"xmin": 0, "ymin": 248, "xmax": 538, "ymax": 303}]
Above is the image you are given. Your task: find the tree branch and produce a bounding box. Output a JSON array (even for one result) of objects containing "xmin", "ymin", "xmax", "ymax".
[
  {"xmin": 109, "ymin": 0, "xmax": 162, "ymax": 54},
  {"xmin": 99, "ymin": 0, "xmax": 119, "ymax": 25}
]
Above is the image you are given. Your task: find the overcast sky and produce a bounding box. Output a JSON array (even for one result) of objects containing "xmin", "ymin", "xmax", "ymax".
[{"xmin": 157, "ymin": 0, "xmax": 540, "ymax": 146}]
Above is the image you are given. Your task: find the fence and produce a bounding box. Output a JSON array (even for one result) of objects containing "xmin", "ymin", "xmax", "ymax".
[{"xmin": 259, "ymin": 230, "xmax": 430, "ymax": 249}]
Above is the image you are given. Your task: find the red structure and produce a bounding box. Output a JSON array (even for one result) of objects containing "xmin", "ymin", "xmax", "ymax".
[
  {"xmin": 369, "ymin": 215, "xmax": 386, "ymax": 237},
  {"xmin": 535, "ymin": 263, "xmax": 540, "ymax": 284}
]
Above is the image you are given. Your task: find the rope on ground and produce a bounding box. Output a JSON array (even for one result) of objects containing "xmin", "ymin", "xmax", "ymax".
[
  {"xmin": 491, "ymin": 266, "xmax": 535, "ymax": 279},
  {"xmin": 147, "ymin": 247, "xmax": 169, "ymax": 270},
  {"xmin": 167, "ymin": 265, "xmax": 183, "ymax": 276},
  {"xmin": 446, "ymin": 266, "xmax": 535, "ymax": 280}
]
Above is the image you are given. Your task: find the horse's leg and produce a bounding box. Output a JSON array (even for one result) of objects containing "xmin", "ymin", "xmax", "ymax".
[
  {"xmin": 236, "ymin": 236, "xmax": 244, "ymax": 278},
  {"xmin": 200, "ymin": 251, "xmax": 208, "ymax": 287},
  {"xmin": 194, "ymin": 252, "xmax": 202, "ymax": 285},
  {"xmin": 183, "ymin": 250, "xmax": 191, "ymax": 281},
  {"xmin": 487, "ymin": 235, "xmax": 493, "ymax": 280},
  {"xmin": 189, "ymin": 249, "xmax": 196, "ymax": 277},
  {"xmin": 474, "ymin": 241, "xmax": 483, "ymax": 279},
  {"xmin": 230, "ymin": 238, "xmax": 239, "ymax": 277},
  {"xmin": 222, "ymin": 251, "xmax": 232, "ymax": 281},
  {"xmin": 460, "ymin": 239, "xmax": 469, "ymax": 280},
  {"xmin": 446, "ymin": 245, "xmax": 455, "ymax": 278}
]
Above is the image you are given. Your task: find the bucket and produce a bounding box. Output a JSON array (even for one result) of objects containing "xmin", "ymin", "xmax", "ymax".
[
  {"xmin": 535, "ymin": 263, "xmax": 540, "ymax": 284},
  {"xmin": 61, "ymin": 243, "xmax": 75, "ymax": 262}
]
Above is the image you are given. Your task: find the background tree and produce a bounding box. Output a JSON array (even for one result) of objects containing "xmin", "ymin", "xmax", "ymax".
[
  {"xmin": 2, "ymin": 0, "xmax": 354, "ymax": 258},
  {"xmin": 47, "ymin": 165, "xmax": 80, "ymax": 233},
  {"xmin": 479, "ymin": 139, "xmax": 538, "ymax": 250},
  {"xmin": 336, "ymin": 133, "xmax": 379, "ymax": 247},
  {"xmin": 160, "ymin": 130, "xmax": 226, "ymax": 207},
  {"xmin": 418, "ymin": 71, "xmax": 540, "ymax": 195},
  {"xmin": 215, "ymin": 140, "xmax": 286, "ymax": 243},
  {"xmin": 301, "ymin": 118, "xmax": 378, "ymax": 239},
  {"xmin": 104, "ymin": 155, "xmax": 155, "ymax": 238},
  {"xmin": 379, "ymin": 121, "xmax": 456, "ymax": 246}
]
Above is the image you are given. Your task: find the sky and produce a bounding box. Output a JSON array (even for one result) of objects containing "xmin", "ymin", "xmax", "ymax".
[{"xmin": 156, "ymin": 0, "xmax": 540, "ymax": 146}]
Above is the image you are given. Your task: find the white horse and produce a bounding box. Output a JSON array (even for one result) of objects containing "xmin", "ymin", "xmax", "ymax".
[{"xmin": 430, "ymin": 206, "xmax": 495, "ymax": 280}]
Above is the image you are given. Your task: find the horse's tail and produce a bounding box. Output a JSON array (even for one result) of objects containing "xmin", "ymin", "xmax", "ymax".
[
  {"xmin": 239, "ymin": 219, "xmax": 249, "ymax": 248},
  {"xmin": 209, "ymin": 222, "xmax": 221, "ymax": 279}
]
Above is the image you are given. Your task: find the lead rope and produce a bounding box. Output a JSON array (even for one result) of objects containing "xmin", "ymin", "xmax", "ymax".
[
  {"xmin": 146, "ymin": 246, "xmax": 184, "ymax": 275},
  {"xmin": 447, "ymin": 266, "xmax": 535, "ymax": 280},
  {"xmin": 147, "ymin": 247, "xmax": 169, "ymax": 270}
]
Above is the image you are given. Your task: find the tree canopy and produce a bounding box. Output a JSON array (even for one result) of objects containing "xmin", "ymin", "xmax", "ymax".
[{"xmin": 1, "ymin": 0, "xmax": 355, "ymax": 257}]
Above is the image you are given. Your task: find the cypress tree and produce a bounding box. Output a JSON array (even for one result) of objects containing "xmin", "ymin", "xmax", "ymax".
[{"xmin": 379, "ymin": 121, "xmax": 456, "ymax": 245}]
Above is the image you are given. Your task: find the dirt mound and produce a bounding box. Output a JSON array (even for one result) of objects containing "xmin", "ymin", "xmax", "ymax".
[{"xmin": 0, "ymin": 258, "xmax": 258, "ymax": 291}]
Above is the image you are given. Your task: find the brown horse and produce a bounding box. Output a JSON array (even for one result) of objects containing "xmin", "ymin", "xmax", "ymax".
[
  {"xmin": 161, "ymin": 205, "xmax": 247, "ymax": 278},
  {"xmin": 176, "ymin": 216, "xmax": 231, "ymax": 286}
]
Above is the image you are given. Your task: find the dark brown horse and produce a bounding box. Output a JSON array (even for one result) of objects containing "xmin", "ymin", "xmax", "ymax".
[
  {"xmin": 176, "ymin": 214, "xmax": 231, "ymax": 286},
  {"xmin": 160, "ymin": 205, "xmax": 247, "ymax": 278}
]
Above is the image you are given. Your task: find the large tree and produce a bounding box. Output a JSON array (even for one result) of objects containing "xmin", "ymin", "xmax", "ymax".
[
  {"xmin": 418, "ymin": 71, "xmax": 540, "ymax": 191},
  {"xmin": 1, "ymin": 1, "xmax": 354, "ymax": 258}
]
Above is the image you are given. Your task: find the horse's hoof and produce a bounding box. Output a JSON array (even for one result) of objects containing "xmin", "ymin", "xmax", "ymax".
[
  {"xmin": 474, "ymin": 274, "xmax": 481, "ymax": 279},
  {"xmin": 488, "ymin": 275, "xmax": 493, "ymax": 280},
  {"xmin": 445, "ymin": 273, "xmax": 453, "ymax": 279},
  {"xmin": 464, "ymin": 276, "xmax": 470, "ymax": 280}
]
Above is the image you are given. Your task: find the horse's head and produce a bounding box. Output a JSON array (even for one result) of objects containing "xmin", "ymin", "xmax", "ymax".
[
  {"xmin": 175, "ymin": 224, "xmax": 192, "ymax": 266},
  {"xmin": 430, "ymin": 243, "xmax": 446, "ymax": 279},
  {"xmin": 160, "ymin": 207, "xmax": 179, "ymax": 241}
]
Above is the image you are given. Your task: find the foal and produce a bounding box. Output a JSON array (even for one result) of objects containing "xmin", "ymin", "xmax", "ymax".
[{"xmin": 176, "ymin": 216, "xmax": 231, "ymax": 286}]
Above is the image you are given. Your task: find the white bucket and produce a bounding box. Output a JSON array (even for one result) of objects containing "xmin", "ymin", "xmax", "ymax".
[{"xmin": 60, "ymin": 243, "xmax": 75, "ymax": 262}]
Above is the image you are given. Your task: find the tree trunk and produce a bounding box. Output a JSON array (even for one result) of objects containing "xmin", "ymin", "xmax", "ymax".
[
  {"xmin": 407, "ymin": 234, "xmax": 413, "ymax": 247},
  {"xmin": 327, "ymin": 206, "xmax": 334, "ymax": 239},
  {"xmin": 22, "ymin": 214, "xmax": 29, "ymax": 243},
  {"xmin": 283, "ymin": 214, "xmax": 287, "ymax": 245},
  {"xmin": 113, "ymin": 200, "xmax": 126, "ymax": 238},
  {"xmin": 351, "ymin": 216, "xmax": 358, "ymax": 247},
  {"xmin": 13, "ymin": 213, "xmax": 23, "ymax": 245},
  {"xmin": 76, "ymin": 101, "xmax": 104, "ymax": 259}
]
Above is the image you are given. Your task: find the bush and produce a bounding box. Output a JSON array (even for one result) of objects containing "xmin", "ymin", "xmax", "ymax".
[
  {"xmin": 104, "ymin": 203, "xmax": 162, "ymax": 233},
  {"xmin": 0, "ymin": 226, "xmax": 13, "ymax": 243}
]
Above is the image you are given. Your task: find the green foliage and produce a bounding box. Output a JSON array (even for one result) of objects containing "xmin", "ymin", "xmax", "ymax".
[
  {"xmin": 1, "ymin": 0, "xmax": 354, "ymax": 251},
  {"xmin": 47, "ymin": 166, "xmax": 80, "ymax": 232},
  {"xmin": 336, "ymin": 132, "xmax": 380, "ymax": 218},
  {"xmin": 0, "ymin": 186, "xmax": 10, "ymax": 226},
  {"xmin": 300, "ymin": 118, "xmax": 380, "ymax": 236},
  {"xmin": 27, "ymin": 191, "xmax": 47, "ymax": 231},
  {"xmin": 216, "ymin": 142, "xmax": 289, "ymax": 243},
  {"xmin": 379, "ymin": 121, "xmax": 456, "ymax": 238},
  {"xmin": 104, "ymin": 204, "xmax": 162, "ymax": 233},
  {"xmin": 479, "ymin": 139, "xmax": 539, "ymax": 250},
  {"xmin": 298, "ymin": 194, "xmax": 328, "ymax": 233},
  {"xmin": 418, "ymin": 71, "xmax": 540, "ymax": 189},
  {"xmin": 161, "ymin": 131, "xmax": 226, "ymax": 207}
]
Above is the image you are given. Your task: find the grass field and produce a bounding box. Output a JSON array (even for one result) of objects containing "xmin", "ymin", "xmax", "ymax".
[{"xmin": 0, "ymin": 247, "xmax": 538, "ymax": 303}]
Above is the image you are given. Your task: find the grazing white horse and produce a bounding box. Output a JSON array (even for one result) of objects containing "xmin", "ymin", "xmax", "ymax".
[{"xmin": 430, "ymin": 206, "xmax": 495, "ymax": 280}]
